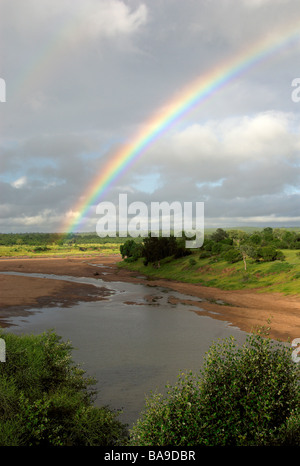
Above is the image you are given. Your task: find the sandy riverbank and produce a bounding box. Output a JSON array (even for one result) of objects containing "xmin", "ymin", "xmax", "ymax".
[{"xmin": 0, "ymin": 254, "xmax": 299, "ymax": 341}]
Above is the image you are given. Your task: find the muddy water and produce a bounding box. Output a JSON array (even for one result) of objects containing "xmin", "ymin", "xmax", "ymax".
[{"xmin": 1, "ymin": 272, "xmax": 247, "ymax": 427}]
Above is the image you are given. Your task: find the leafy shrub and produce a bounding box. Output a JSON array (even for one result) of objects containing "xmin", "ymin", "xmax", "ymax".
[
  {"xmin": 0, "ymin": 331, "xmax": 128, "ymax": 446},
  {"xmin": 197, "ymin": 329, "xmax": 299, "ymax": 446},
  {"xmin": 223, "ymin": 248, "xmax": 243, "ymax": 263},
  {"xmin": 256, "ymin": 246, "xmax": 285, "ymax": 262},
  {"xmin": 202, "ymin": 239, "xmax": 214, "ymax": 251},
  {"xmin": 189, "ymin": 258, "xmax": 197, "ymax": 266},
  {"xmin": 223, "ymin": 248, "xmax": 243, "ymax": 264},
  {"xmin": 33, "ymin": 246, "xmax": 50, "ymax": 252},
  {"xmin": 198, "ymin": 250, "xmax": 212, "ymax": 259},
  {"xmin": 211, "ymin": 242, "xmax": 223, "ymax": 254},
  {"xmin": 129, "ymin": 373, "xmax": 203, "ymax": 446},
  {"xmin": 120, "ymin": 239, "xmax": 142, "ymax": 261},
  {"xmin": 269, "ymin": 409, "xmax": 300, "ymax": 446},
  {"xmin": 174, "ymin": 245, "xmax": 191, "ymax": 259},
  {"xmin": 130, "ymin": 329, "xmax": 300, "ymax": 446},
  {"xmin": 211, "ymin": 228, "xmax": 229, "ymax": 242}
]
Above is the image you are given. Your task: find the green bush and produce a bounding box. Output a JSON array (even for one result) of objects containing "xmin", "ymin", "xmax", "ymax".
[
  {"xmin": 211, "ymin": 242, "xmax": 223, "ymax": 254},
  {"xmin": 198, "ymin": 250, "xmax": 212, "ymax": 259},
  {"xmin": 120, "ymin": 239, "xmax": 142, "ymax": 261},
  {"xmin": 130, "ymin": 329, "xmax": 300, "ymax": 446},
  {"xmin": 0, "ymin": 330, "xmax": 128, "ymax": 446},
  {"xmin": 256, "ymin": 246, "xmax": 285, "ymax": 262},
  {"xmin": 129, "ymin": 373, "xmax": 203, "ymax": 446},
  {"xmin": 223, "ymin": 248, "xmax": 243, "ymax": 263}
]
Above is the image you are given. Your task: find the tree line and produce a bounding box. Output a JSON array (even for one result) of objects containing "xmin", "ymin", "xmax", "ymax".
[
  {"xmin": 120, "ymin": 227, "xmax": 300, "ymax": 267},
  {"xmin": 0, "ymin": 232, "xmax": 126, "ymax": 246}
]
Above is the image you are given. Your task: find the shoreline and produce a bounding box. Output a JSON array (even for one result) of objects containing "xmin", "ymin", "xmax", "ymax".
[{"xmin": 0, "ymin": 254, "xmax": 299, "ymax": 341}]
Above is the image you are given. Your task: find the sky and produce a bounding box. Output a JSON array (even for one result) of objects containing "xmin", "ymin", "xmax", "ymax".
[{"xmin": 1, "ymin": 0, "xmax": 300, "ymax": 234}]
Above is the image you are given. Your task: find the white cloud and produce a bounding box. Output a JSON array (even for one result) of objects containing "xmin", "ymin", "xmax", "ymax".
[
  {"xmin": 147, "ymin": 111, "xmax": 299, "ymax": 170},
  {"xmin": 53, "ymin": 0, "xmax": 148, "ymax": 47},
  {"xmin": 80, "ymin": 0, "xmax": 148, "ymax": 38},
  {"xmin": 222, "ymin": 112, "xmax": 294, "ymax": 160},
  {"xmin": 11, "ymin": 176, "xmax": 27, "ymax": 189},
  {"xmin": 241, "ymin": 0, "xmax": 290, "ymax": 7}
]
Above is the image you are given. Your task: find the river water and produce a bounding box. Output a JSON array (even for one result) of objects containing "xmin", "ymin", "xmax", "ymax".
[{"xmin": 1, "ymin": 271, "xmax": 247, "ymax": 428}]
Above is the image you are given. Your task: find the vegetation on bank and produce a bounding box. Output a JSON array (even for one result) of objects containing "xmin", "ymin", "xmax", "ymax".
[
  {"xmin": 1, "ymin": 228, "xmax": 300, "ymax": 446},
  {"xmin": 0, "ymin": 328, "xmax": 299, "ymax": 446},
  {"xmin": 0, "ymin": 232, "xmax": 125, "ymax": 257},
  {"xmin": 0, "ymin": 330, "xmax": 128, "ymax": 446},
  {"xmin": 119, "ymin": 227, "xmax": 300, "ymax": 294},
  {"xmin": 130, "ymin": 326, "xmax": 300, "ymax": 446}
]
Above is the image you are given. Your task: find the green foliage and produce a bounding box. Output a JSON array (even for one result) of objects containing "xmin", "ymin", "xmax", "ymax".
[
  {"xmin": 141, "ymin": 235, "xmax": 190, "ymax": 265},
  {"xmin": 198, "ymin": 329, "xmax": 299, "ymax": 446},
  {"xmin": 211, "ymin": 242, "xmax": 223, "ymax": 254},
  {"xmin": 120, "ymin": 239, "xmax": 143, "ymax": 262},
  {"xmin": 248, "ymin": 233, "xmax": 262, "ymax": 245},
  {"xmin": 129, "ymin": 373, "xmax": 203, "ymax": 446},
  {"xmin": 223, "ymin": 248, "xmax": 243, "ymax": 263},
  {"xmin": 262, "ymin": 227, "xmax": 274, "ymax": 242},
  {"xmin": 189, "ymin": 258, "xmax": 197, "ymax": 266},
  {"xmin": 201, "ymin": 230, "xmax": 285, "ymax": 267},
  {"xmin": 0, "ymin": 331, "xmax": 128, "ymax": 446},
  {"xmin": 211, "ymin": 228, "xmax": 229, "ymax": 242},
  {"xmin": 173, "ymin": 238, "xmax": 192, "ymax": 259},
  {"xmin": 198, "ymin": 250, "xmax": 212, "ymax": 259},
  {"xmin": 130, "ymin": 329, "xmax": 300, "ymax": 446},
  {"xmin": 256, "ymin": 246, "xmax": 285, "ymax": 262},
  {"xmin": 0, "ymin": 232, "xmax": 128, "ymax": 257},
  {"xmin": 0, "ymin": 232, "xmax": 127, "ymax": 247}
]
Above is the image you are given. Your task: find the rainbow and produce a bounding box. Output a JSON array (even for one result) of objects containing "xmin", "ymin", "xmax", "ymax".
[{"xmin": 63, "ymin": 22, "xmax": 300, "ymax": 233}]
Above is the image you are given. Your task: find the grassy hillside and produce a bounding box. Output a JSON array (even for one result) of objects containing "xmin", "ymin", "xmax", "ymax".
[{"xmin": 119, "ymin": 248, "xmax": 300, "ymax": 295}]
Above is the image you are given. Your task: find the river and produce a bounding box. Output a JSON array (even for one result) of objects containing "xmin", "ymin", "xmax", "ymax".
[{"xmin": 1, "ymin": 271, "xmax": 247, "ymax": 428}]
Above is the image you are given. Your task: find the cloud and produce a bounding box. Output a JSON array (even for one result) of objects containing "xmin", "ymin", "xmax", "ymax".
[
  {"xmin": 241, "ymin": 0, "xmax": 290, "ymax": 7},
  {"xmin": 2, "ymin": 0, "xmax": 148, "ymax": 41},
  {"xmin": 78, "ymin": 0, "xmax": 148, "ymax": 39},
  {"xmin": 11, "ymin": 176, "xmax": 27, "ymax": 189},
  {"xmin": 1, "ymin": 0, "xmax": 300, "ymax": 232}
]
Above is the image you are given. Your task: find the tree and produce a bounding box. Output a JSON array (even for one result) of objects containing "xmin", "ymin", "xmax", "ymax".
[
  {"xmin": 142, "ymin": 235, "xmax": 182, "ymax": 266},
  {"xmin": 238, "ymin": 243, "xmax": 257, "ymax": 271},
  {"xmin": 120, "ymin": 239, "xmax": 142, "ymax": 261},
  {"xmin": 249, "ymin": 233, "xmax": 262, "ymax": 245},
  {"xmin": 211, "ymin": 228, "xmax": 229, "ymax": 242},
  {"xmin": 223, "ymin": 248, "xmax": 243, "ymax": 264},
  {"xmin": 130, "ymin": 328, "xmax": 300, "ymax": 446},
  {"xmin": 262, "ymin": 227, "xmax": 274, "ymax": 244},
  {"xmin": 256, "ymin": 246, "xmax": 285, "ymax": 262},
  {"xmin": 0, "ymin": 331, "xmax": 128, "ymax": 446}
]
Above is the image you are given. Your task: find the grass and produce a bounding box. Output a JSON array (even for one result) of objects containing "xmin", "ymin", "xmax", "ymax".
[
  {"xmin": 0, "ymin": 243, "xmax": 121, "ymax": 258},
  {"xmin": 119, "ymin": 249, "xmax": 300, "ymax": 295}
]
